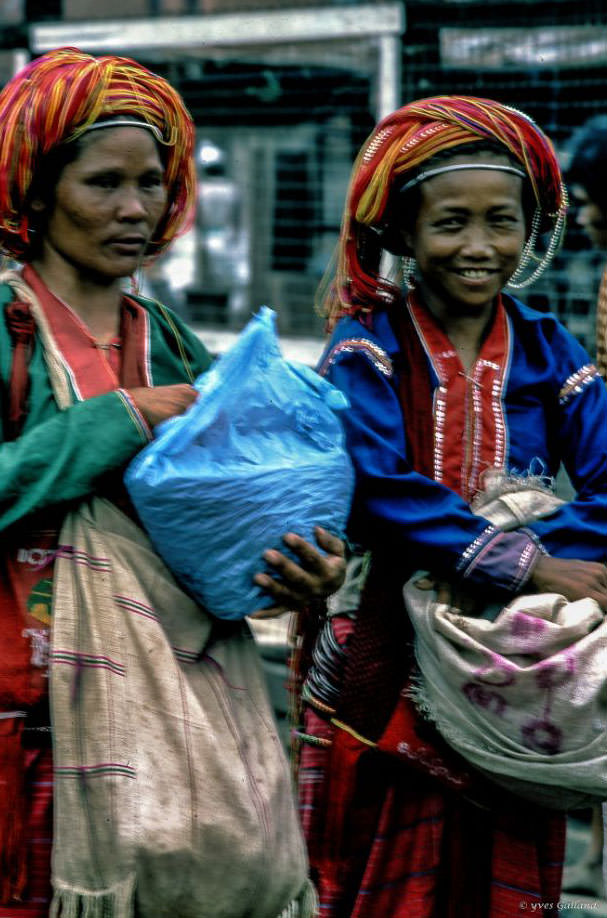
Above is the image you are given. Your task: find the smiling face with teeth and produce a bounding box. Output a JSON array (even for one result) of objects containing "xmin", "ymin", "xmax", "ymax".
[{"xmin": 402, "ymin": 153, "xmax": 527, "ymax": 328}]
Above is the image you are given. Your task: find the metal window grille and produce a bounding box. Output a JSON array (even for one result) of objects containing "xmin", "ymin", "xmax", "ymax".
[{"xmin": 11, "ymin": 0, "xmax": 607, "ymax": 348}]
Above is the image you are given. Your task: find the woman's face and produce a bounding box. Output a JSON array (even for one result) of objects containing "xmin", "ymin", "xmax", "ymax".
[
  {"xmin": 34, "ymin": 126, "xmax": 167, "ymax": 282},
  {"xmin": 402, "ymin": 159, "xmax": 527, "ymax": 322}
]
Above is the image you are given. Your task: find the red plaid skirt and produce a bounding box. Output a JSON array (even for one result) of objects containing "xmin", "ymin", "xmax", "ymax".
[
  {"xmin": 299, "ymin": 709, "xmax": 566, "ymax": 918},
  {"xmin": 0, "ymin": 746, "xmax": 53, "ymax": 917}
]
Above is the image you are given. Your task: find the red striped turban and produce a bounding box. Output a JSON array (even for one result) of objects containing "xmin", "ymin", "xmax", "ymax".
[
  {"xmin": 0, "ymin": 47, "xmax": 196, "ymax": 260},
  {"xmin": 321, "ymin": 95, "xmax": 567, "ymax": 329}
]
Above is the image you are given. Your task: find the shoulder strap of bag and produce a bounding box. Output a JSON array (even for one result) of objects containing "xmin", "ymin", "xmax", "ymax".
[
  {"xmin": 4, "ymin": 295, "xmax": 35, "ymax": 442},
  {"xmin": 128, "ymin": 293, "xmax": 197, "ymax": 384},
  {"xmin": 1, "ymin": 272, "xmax": 72, "ymax": 436}
]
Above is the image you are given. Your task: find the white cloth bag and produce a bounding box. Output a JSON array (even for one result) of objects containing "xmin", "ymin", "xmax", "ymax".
[{"xmin": 404, "ymin": 481, "xmax": 607, "ymax": 810}]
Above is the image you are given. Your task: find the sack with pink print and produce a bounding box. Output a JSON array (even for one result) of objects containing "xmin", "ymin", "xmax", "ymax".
[{"xmin": 404, "ymin": 475, "xmax": 607, "ymax": 810}]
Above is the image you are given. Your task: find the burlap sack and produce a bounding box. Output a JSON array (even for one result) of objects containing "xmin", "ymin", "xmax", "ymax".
[{"xmin": 50, "ymin": 497, "xmax": 316, "ymax": 917}]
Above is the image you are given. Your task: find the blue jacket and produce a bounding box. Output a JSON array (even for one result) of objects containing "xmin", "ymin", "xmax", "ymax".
[{"xmin": 319, "ymin": 296, "xmax": 607, "ymax": 592}]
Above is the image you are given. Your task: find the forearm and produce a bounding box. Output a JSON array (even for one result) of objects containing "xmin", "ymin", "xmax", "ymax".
[
  {"xmin": 527, "ymin": 501, "xmax": 607, "ymax": 562},
  {"xmin": 354, "ymin": 479, "xmax": 542, "ymax": 594}
]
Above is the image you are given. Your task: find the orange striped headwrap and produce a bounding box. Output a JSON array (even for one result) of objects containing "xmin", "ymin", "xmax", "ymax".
[
  {"xmin": 322, "ymin": 95, "xmax": 567, "ymax": 329},
  {"xmin": 0, "ymin": 47, "xmax": 196, "ymax": 261}
]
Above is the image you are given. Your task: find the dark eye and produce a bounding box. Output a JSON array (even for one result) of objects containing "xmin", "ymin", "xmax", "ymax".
[
  {"xmin": 87, "ymin": 173, "xmax": 120, "ymax": 190},
  {"xmin": 435, "ymin": 216, "xmax": 464, "ymax": 230},
  {"xmin": 140, "ymin": 173, "xmax": 165, "ymax": 191},
  {"xmin": 491, "ymin": 212, "xmax": 519, "ymax": 224},
  {"xmin": 491, "ymin": 216, "xmax": 521, "ymax": 231}
]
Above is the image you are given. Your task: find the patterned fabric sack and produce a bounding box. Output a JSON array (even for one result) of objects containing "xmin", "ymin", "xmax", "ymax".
[
  {"xmin": 50, "ymin": 496, "xmax": 316, "ymax": 918},
  {"xmin": 404, "ymin": 479, "xmax": 607, "ymax": 810}
]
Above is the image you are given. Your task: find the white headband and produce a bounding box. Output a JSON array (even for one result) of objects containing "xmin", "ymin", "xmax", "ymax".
[
  {"xmin": 82, "ymin": 118, "xmax": 163, "ymax": 143},
  {"xmin": 400, "ymin": 162, "xmax": 527, "ymax": 194}
]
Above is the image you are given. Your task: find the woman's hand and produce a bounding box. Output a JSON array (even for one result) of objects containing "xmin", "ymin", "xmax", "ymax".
[
  {"xmin": 414, "ymin": 575, "xmax": 485, "ymax": 616},
  {"xmin": 528, "ymin": 555, "xmax": 607, "ymax": 611},
  {"xmin": 415, "ymin": 556, "xmax": 607, "ymax": 614},
  {"xmin": 128, "ymin": 384, "xmax": 198, "ymax": 427},
  {"xmin": 250, "ymin": 527, "xmax": 346, "ymax": 619}
]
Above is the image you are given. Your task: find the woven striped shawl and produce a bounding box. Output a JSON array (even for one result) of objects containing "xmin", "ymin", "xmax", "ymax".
[{"xmin": 50, "ymin": 497, "xmax": 315, "ymax": 918}]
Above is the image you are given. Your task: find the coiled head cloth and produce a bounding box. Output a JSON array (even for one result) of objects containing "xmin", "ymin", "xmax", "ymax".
[
  {"xmin": 0, "ymin": 47, "xmax": 196, "ymax": 261},
  {"xmin": 321, "ymin": 96, "xmax": 567, "ymax": 330}
]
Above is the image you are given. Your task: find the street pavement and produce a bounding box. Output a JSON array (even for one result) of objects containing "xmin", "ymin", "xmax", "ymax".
[
  {"xmin": 561, "ymin": 816, "xmax": 606, "ymax": 918},
  {"xmin": 194, "ymin": 325, "xmax": 324, "ymax": 366}
]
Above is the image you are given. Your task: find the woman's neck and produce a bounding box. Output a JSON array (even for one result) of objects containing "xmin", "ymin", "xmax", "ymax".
[
  {"xmin": 442, "ymin": 316, "xmax": 488, "ymax": 373},
  {"xmin": 29, "ymin": 259, "xmax": 124, "ymax": 344},
  {"xmin": 414, "ymin": 287, "xmax": 497, "ymax": 373}
]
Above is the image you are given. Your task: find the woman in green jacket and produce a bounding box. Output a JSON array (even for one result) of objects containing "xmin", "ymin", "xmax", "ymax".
[{"xmin": 0, "ymin": 47, "xmax": 344, "ymax": 915}]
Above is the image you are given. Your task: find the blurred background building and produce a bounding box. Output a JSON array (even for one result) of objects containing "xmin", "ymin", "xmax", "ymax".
[{"xmin": 1, "ymin": 0, "xmax": 607, "ymax": 352}]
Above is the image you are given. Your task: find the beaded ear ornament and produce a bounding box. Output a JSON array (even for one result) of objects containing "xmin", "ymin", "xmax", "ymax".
[
  {"xmin": 402, "ymin": 256, "xmax": 416, "ymax": 291},
  {"xmin": 506, "ymin": 185, "xmax": 569, "ymax": 289}
]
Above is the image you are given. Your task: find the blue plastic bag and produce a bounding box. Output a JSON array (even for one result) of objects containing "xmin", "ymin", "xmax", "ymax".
[{"xmin": 125, "ymin": 307, "xmax": 354, "ymax": 619}]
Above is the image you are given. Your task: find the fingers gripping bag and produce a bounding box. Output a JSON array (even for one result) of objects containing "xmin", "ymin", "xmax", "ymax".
[{"xmin": 125, "ymin": 307, "xmax": 354, "ymax": 619}]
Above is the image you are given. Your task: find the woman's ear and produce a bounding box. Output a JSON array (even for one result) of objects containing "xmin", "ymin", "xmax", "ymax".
[
  {"xmin": 401, "ymin": 229, "xmax": 415, "ymax": 258},
  {"xmin": 378, "ymin": 225, "xmax": 409, "ymax": 256}
]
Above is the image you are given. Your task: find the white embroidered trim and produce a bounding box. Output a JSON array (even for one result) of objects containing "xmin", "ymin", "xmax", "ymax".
[
  {"xmin": 558, "ymin": 364, "xmax": 601, "ymax": 405},
  {"xmin": 406, "ymin": 295, "xmax": 510, "ymax": 497},
  {"xmin": 466, "ymin": 357, "xmax": 508, "ymax": 500},
  {"xmin": 319, "ymin": 338, "xmax": 393, "ymax": 378},
  {"xmin": 456, "ymin": 524, "xmax": 497, "ymax": 574},
  {"xmin": 433, "ymin": 383, "xmax": 449, "ymax": 483},
  {"xmin": 511, "ymin": 539, "xmax": 540, "ymax": 592},
  {"xmin": 142, "ymin": 305, "xmax": 153, "ymax": 387},
  {"xmin": 398, "ymin": 121, "xmax": 450, "ymax": 156},
  {"xmin": 363, "ymin": 126, "xmax": 396, "ymax": 163}
]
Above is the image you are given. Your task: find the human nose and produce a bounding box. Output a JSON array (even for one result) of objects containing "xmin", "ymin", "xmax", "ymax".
[
  {"xmin": 116, "ymin": 185, "xmax": 148, "ymax": 220},
  {"xmin": 459, "ymin": 222, "xmax": 493, "ymax": 257}
]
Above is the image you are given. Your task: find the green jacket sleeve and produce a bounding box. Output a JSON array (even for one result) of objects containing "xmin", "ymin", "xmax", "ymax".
[
  {"xmin": 0, "ymin": 388, "xmax": 151, "ymax": 531},
  {"xmin": 0, "ymin": 288, "xmax": 213, "ymax": 533}
]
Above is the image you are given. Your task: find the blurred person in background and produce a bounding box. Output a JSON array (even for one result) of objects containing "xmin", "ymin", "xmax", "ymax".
[
  {"xmin": 562, "ymin": 113, "xmax": 607, "ymax": 902},
  {"xmin": 0, "ymin": 47, "xmax": 344, "ymax": 916},
  {"xmin": 568, "ymin": 115, "xmax": 607, "ymax": 380},
  {"xmin": 141, "ymin": 139, "xmax": 248, "ymax": 324},
  {"xmin": 196, "ymin": 139, "xmax": 249, "ymax": 323}
]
